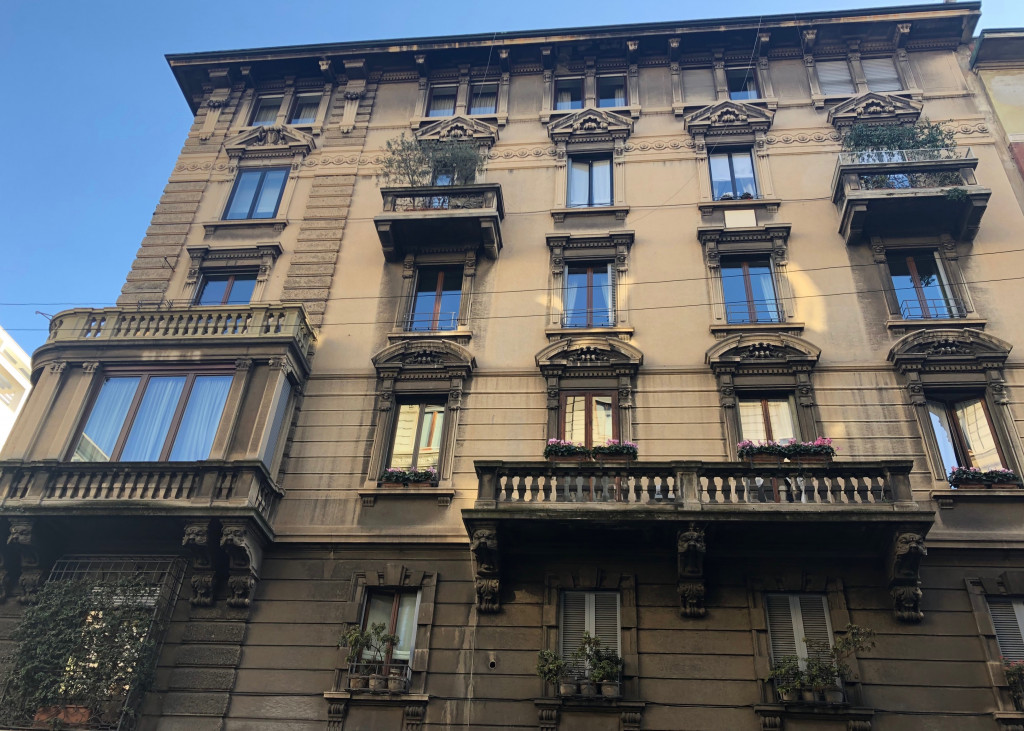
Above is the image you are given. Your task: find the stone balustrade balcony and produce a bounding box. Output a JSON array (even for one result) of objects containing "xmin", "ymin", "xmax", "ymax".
[
  {"xmin": 831, "ymin": 148, "xmax": 990, "ymax": 243},
  {"xmin": 374, "ymin": 183, "xmax": 504, "ymax": 261}
]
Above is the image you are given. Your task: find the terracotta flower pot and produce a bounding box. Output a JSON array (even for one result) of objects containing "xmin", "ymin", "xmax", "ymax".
[
  {"xmin": 388, "ymin": 673, "xmax": 407, "ymax": 692},
  {"xmin": 34, "ymin": 706, "xmax": 92, "ymax": 727},
  {"xmin": 369, "ymin": 673, "xmax": 388, "ymax": 692},
  {"xmin": 750, "ymin": 454, "xmax": 781, "ymax": 464},
  {"xmin": 380, "ymin": 482, "xmax": 404, "ymax": 488},
  {"xmin": 558, "ymin": 679, "xmax": 579, "ymax": 697},
  {"xmin": 546, "ymin": 454, "xmax": 591, "ymax": 463},
  {"xmin": 600, "ymin": 680, "xmax": 621, "ymax": 697},
  {"xmin": 991, "ymin": 482, "xmax": 1020, "ymax": 490},
  {"xmin": 824, "ymin": 687, "xmax": 845, "ymax": 704},
  {"xmin": 797, "ymin": 455, "xmax": 832, "ymax": 466},
  {"xmin": 594, "ymin": 454, "xmax": 633, "ymax": 463},
  {"xmin": 578, "ymin": 679, "xmax": 598, "ymax": 697},
  {"xmin": 348, "ymin": 673, "xmax": 369, "ymax": 690}
]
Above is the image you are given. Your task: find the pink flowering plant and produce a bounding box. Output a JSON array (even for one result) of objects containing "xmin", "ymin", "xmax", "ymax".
[
  {"xmin": 783, "ymin": 437, "xmax": 837, "ymax": 458},
  {"xmin": 736, "ymin": 440, "xmax": 789, "ymax": 459},
  {"xmin": 380, "ymin": 466, "xmax": 438, "ymax": 484},
  {"xmin": 983, "ymin": 468, "xmax": 1021, "ymax": 484},
  {"xmin": 947, "ymin": 466, "xmax": 984, "ymax": 486},
  {"xmin": 543, "ymin": 439, "xmax": 591, "ymax": 459},
  {"xmin": 1003, "ymin": 658, "xmax": 1024, "ymax": 710},
  {"xmin": 591, "ymin": 439, "xmax": 638, "ymax": 460}
]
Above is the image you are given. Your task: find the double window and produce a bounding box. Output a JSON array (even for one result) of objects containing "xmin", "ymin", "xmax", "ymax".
[
  {"xmin": 597, "ymin": 76, "xmax": 627, "ymax": 107},
  {"xmin": 389, "ymin": 402, "xmax": 446, "ymax": 471},
  {"xmin": 72, "ymin": 372, "xmax": 232, "ymax": 463},
  {"xmin": 560, "ymin": 591, "xmax": 620, "ymax": 664},
  {"xmin": 766, "ymin": 594, "xmax": 833, "ymax": 670},
  {"xmin": 739, "ymin": 396, "xmax": 798, "ymax": 443},
  {"xmin": 726, "ymin": 67, "xmax": 758, "ymax": 100},
  {"xmin": 223, "ymin": 168, "xmax": 288, "ymax": 220},
  {"xmin": 817, "ymin": 56, "xmax": 902, "ymax": 95},
  {"xmin": 564, "ymin": 263, "xmax": 614, "ymax": 328},
  {"xmin": 721, "ymin": 257, "xmax": 780, "ymax": 324},
  {"xmin": 408, "ymin": 267, "xmax": 462, "ymax": 332},
  {"xmin": 568, "ymin": 155, "xmax": 613, "ymax": 208},
  {"xmin": 194, "ymin": 271, "xmax": 258, "ymax": 306},
  {"xmin": 561, "ymin": 391, "xmax": 617, "ymax": 448},
  {"xmin": 927, "ymin": 396, "xmax": 1005, "ymax": 474},
  {"xmin": 709, "ymin": 150, "xmax": 757, "ymax": 201},
  {"xmin": 250, "ymin": 93, "xmax": 321, "ymax": 126},
  {"xmin": 887, "ymin": 251, "xmax": 962, "ymax": 320}
]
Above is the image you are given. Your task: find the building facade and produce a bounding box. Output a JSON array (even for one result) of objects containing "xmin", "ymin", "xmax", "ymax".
[
  {"xmin": 0, "ymin": 325, "xmax": 31, "ymax": 453},
  {"xmin": 3, "ymin": 3, "xmax": 1024, "ymax": 730}
]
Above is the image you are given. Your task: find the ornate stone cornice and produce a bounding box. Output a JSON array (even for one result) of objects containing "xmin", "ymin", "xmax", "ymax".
[{"xmin": 685, "ymin": 100, "xmax": 774, "ymax": 138}]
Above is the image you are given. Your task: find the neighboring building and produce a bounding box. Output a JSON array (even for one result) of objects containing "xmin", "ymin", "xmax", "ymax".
[
  {"xmin": 0, "ymin": 325, "xmax": 31, "ymax": 452},
  {"xmin": 6, "ymin": 3, "xmax": 1024, "ymax": 730}
]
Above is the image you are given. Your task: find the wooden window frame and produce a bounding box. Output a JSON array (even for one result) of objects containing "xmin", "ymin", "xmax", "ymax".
[
  {"xmin": 408, "ymin": 266, "xmax": 463, "ymax": 332},
  {"xmin": 709, "ymin": 149, "xmax": 758, "ymax": 201},
  {"xmin": 738, "ymin": 394, "xmax": 800, "ymax": 442},
  {"xmin": 559, "ymin": 390, "xmax": 619, "ymax": 448},
  {"xmin": 426, "ymin": 85, "xmax": 458, "ymax": 117},
  {"xmin": 193, "ymin": 270, "xmax": 260, "ymax": 306},
  {"xmin": 596, "ymin": 74, "xmax": 628, "ymax": 109},
  {"xmin": 288, "ymin": 92, "xmax": 322, "ymax": 125},
  {"xmin": 563, "ymin": 262, "xmax": 614, "ymax": 329},
  {"xmin": 387, "ymin": 400, "xmax": 446, "ymax": 473},
  {"xmin": 361, "ymin": 589, "xmax": 421, "ymax": 667},
  {"xmin": 250, "ymin": 94, "xmax": 284, "ymax": 126},
  {"xmin": 721, "ymin": 256, "xmax": 781, "ymax": 324},
  {"xmin": 927, "ymin": 393, "xmax": 1007, "ymax": 470},
  {"xmin": 567, "ymin": 154, "xmax": 613, "ymax": 208},
  {"xmin": 725, "ymin": 66, "xmax": 759, "ymax": 101}
]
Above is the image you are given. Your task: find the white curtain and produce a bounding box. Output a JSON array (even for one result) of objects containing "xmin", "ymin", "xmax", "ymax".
[
  {"xmin": 73, "ymin": 377, "xmax": 140, "ymax": 462},
  {"xmin": 428, "ymin": 88, "xmax": 456, "ymax": 116},
  {"xmin": 121, "ymin": 377, "xmax": 186, "ymax": 461},
  {"xmin": 169, "ymin": 375, "xmax": 232, "ymax": 461},
  {"xmin": 253, "ymin": 169, "xmax": 288, "ymax": 218},
  {"xmin": 568, "ymin": 160, "xmax": 590, "ymax": 207},
  {"xmin": 470, "ymin": 85, "xmax": 497, "ymax": 114},
  {"xmin": 290, "ymin": 95, "xmax": 320, "ymax": 124},
  {"xmin": 591, "ymin": 159, "xmax": 612, "ymax": 206}
]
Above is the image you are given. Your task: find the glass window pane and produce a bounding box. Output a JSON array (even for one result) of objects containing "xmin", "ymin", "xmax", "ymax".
[
  {"xmin": 739, "ymin": 400, "xmax": 768, "ymax": 441},
  {"xmin": 73, "ymin": 377, "xmax": 140, "ymax": 462},
  {"xmin": 709, "ymin": 154, "xmax": 733, "ymax": 200},
  {"xmin": 417, "ymin": 405, "xmax": 445, "ymax": 469},
  {"xmin": 120, "ymin": 377, "xmax": 186, "ymax": 461},
  {"xmin": 251, "ymin": 97, "xmax": 281, "ymax": 125},
  {"xmin": 470, "ymin": 84, "xmax": 497, "ymax": 115},
  {"xmin": 592, "ymin": 395, "xmax": 614, "ymax": 445},
  {"xmin": 169, "ymin": 376, "xmax": 232, "ymax": 461},
  {"xmin": 224, "ymin": 171, "xmax": 261, "ymax": 220},
  {"xmin": 225, "ymin": 273, "xmax": 258, "ymax": 305},
  {"xmin": 590, "ymin": 266, "xmax": 613, "ymax": 327},
  {"xmin": 563, "ymin": 396, "xmax": 587, "ymax": 443},
  {"xmin": 568, "ymin": 160, "xmax": 590, "ymax": 207},
  {"xmin": 363, "ymin": 593, "xmax": 394, "ymax": 660},
  {"xmin": 598, "ymin": 76, "xmax": 626, "ymax": 107},
  {"xmin": 721, "ymin": 261, "xmax": 751, "ymax": 324},
  {"xmin": 390, "ymin": 405, "xmax": 420, "ymax": 469},
  {"xmin": 747, "ymin": 261, "xmax": 779, "ymax": 322},
  {"xmin": 427, "ymin": 87, "xmax": 456, "ymax": 116},
  {"xmin": 927, "ymin": 400, "xmax": 960, "ymax": 474},
  {"xmin": 764, "ymin": 398, "xmax": 797, "ymax": 443},
  {"xmin": 954, "ymin": 398, "xmax": 1003, "ymax": 471},
  {"xmin": 290, "ymin": 95, "xmax": 320, "ymax": 124},
  {"xmin": 410, "ymin": 270, "xmax": 440, "ymax": 331},
  {"xmin": 726, "ymin": 68, "xmax": 758, "ymax": 100},
  {"xmin": 730, "ymin": 152, "xmax": 757, "ymax": 197},
  {"xmin": 260, "ymin": 380, "xmax": 292, "ymax": 468},
  {"xmin": 590, "ymin": 159, "xmax": 612, "ymax": 206},
  {"xmin": 253, "ymin": 169, "xmax": 287, "ymax": 219},
  {"xmin": 564, "ymin": 267, "xmax": 590, "ymax": 327},
  {"xmin": 196, "ymin": 276, "xmax": 230, "ymax": 305},
  {"xmin": 392, "ymin": 593, "xmax": 419, "ymax": 660},
  {"xmin": 555, "ymin": 79, "xmax": 582, "ymax": 110}
]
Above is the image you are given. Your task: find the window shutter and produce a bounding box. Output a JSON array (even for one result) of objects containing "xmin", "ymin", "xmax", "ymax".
[
  {"xmin": 766, "ymin": 594, "xmax": 833, "ymax": 666},
  {"xmin": 817, "ymin": 60, "xmax": 856, "ymax": 95},
  {"xmin": 682, "ymin": 67, "xmax": 716, "ymax": 102},
  {"xmin": 607, "ymin": 263, "xmax": 617, "ymax": 325},
  {"xmin": 863, "ymin": 57, "xmax": 902, "ymax": 92},
  {"xmin": 799, "ymin": 594, "xmax": 833, "ymax": 658},
  {"xmin": 988, "ymin": 597, "xmax": 1024, "ymax": 661},
  {"xmin": 766, "ymin": 594, "xmax": 799, "ymax": 663},
  {"xmin": 593, "ymin": 592, "xmax": 621, "ymax": 656},
  {"xmin": 560, "ymin": 592, "xmax": 588, "ymax": 660}
]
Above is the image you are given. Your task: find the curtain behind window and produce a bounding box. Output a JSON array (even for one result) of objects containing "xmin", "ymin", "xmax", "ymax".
[
  {"xmin": 590, "ymin": 159, "xmax": 612, "ymax": 206},
  {"xmin": 73, "ymin": 377, "xmax": 140, "ymax": 462},
  {"xmin": 121, "ymin": 377, "xmax": 186, "ymax": 461},
  {"xmin": 169, "ymin": 376, "xmax": 232, "ymax": 461}
]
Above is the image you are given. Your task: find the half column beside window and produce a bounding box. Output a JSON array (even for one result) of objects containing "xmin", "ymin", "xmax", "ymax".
[{"xmin": 817, "ymin": 60, "xmax": 856, "ymax": 96}]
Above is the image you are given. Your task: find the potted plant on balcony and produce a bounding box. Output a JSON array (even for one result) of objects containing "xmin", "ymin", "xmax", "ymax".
[
  {"xmin": 379, "ymin": 466, "xmax": 438, "ymax": 488},
  {"xmin": 537, "ymin": 650, "xmax": 577, "ymax": 697},
  {"xmin": 767, "ymin": 655, "xmax": 805, "ymax": 703},
  {"xmin": 591, "ymin": 439, "xmax": 638, "ymax": 463},
  {"xmin": 342, "ymin": 622, "xmax": 399, "ymax": 692},
  {"xmin": 784, "ymin": 437, "xmax": 837, "ymax": 466},
  {"xmin": 340, "ymin": 625, "xmax": 373, "ymax": 690},
  {"xmin": 948, "ymin": 466, "xmax": 986, "ymax": 489},
  {"xmin": 380, "ymin": 134, "xmax": 486, "ymax": 189},
  {"xmin": 590, "ymin": 652, "xmax": 625, "ymax": 697},
  {"xmin": 984, "ymin": 469, "xmax": 1022, "ymax": 489},
  {"xmin": 544, "ymin": 439, "xmax": 591, "ymax": 462},
  {"xmin": 1003, "ymin": 658, "xmax": 1024, "ymax": 711},
  {"xmin": 807, "ymin": 623, "xmax": 876, "ymax": 705},
  {"xmin": 737, "ymin": 440, "xmax": 788, "ymax": 465},
  {"xmin": 387, "ymin": 664, "xmax": 408, "ymax": 693}
]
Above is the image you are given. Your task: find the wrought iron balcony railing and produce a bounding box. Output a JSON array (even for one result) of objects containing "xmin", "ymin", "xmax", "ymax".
[
  {"xmin": 899, "ymin": 297, "xmax": 967, "ymax": 320},
  {"xmin": 725, "ymin": 299, "xmax": 783, "ymax": 325},
  {"xmin": 405, "ymin": 311, "xmax": 460, "ymax": 332}
]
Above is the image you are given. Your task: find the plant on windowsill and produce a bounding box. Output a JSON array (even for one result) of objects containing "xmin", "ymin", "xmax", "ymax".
[
  {"xmin": 783, "ymin": 437, "xmax": 837, "ymax": 465},
  {"xmin": 948, "ymin": 466, "xmax": 986, "ymax": 489},
  {"xmin": 379, "ymin": 133, "xmax": 486, "ymax": 189},
  {"xmin": 768, "ymin": 655, "xmax": 805, "ymax": 702},
  {"xmin": 739, "ymin": 191, "xmax": 755, "ymax": 200},
  {"xmin": 984, "ymin": 469, "xmax": 1022, "ymax": 489},
  {"xmin": 591, "ymin": 439, "xmax": 638, "ymax": 462},
  {"xmin": 806, "ymin": 624, "xmax": 875, "ymax": 705},
  {"xmin": 379, "ymin": 466, "xmax": 438, "ymax": 487},
  {"xmin": 544, "ymin": 439, "xmax": 591, "ymax": 461},
  {"xmin": 737, "ymin": 440, "xmax": 789, "ymax": 464},
  {"xmin": 341, "ymin": 622, "xmax": 400, "ymax": 693},
  {"xmin": 573, "ymin": 632, "xmax": 625, "ymax": 698},
  {"xmin": 1003, "ymin": 658, "xmax": 1024, "ymax": 711},
  {"xmin": 537, "ymin": 650, "xmax": 578, "ymax": 697}
]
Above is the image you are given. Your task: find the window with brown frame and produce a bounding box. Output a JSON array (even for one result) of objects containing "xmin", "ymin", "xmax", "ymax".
[
  {"xmin": 194, "ymin": 271, "xmax": 259, "ymax": 306},
  {"xmin": 388, "ymin": 401, "xmax": 446, "ymax": 471},
  {"xmin": 361, "ymin": 590, "xmax": 420, "ymax": 666},
  {"xmin": 408, "ymin": 267, "xmax": 463, "ymax": 332},
  {"xmin": 71, "ymin": 371, "xmax": 233, "ymax": 463},
  {"xmin": 927, "ymin": 394, "xmax": 1006, "ymax": 474},
  {"xmin": 561, "ymin": 391, "xmax": 617, "ymax": 448},
  {"xmin": 564, "ymin": 263, "xmax": 614, "ymax": 328},
  {"xmin": 738, "ymin": 396, "xmax": 799, "ymax": 443},
  {"xmin": 721, "ymin": 257, "xmax": 781, "ymax": 324},
  {"xmin": 886, "ymin": 251, "xmax": 964, "ymax": 320}
]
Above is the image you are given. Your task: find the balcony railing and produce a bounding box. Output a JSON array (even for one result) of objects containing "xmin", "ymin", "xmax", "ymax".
[
  {"xmin": 406, "ymin": 311, "xmax": 460, "ymax": 332},
  {"xmin": 725, "ymin": 299, "xmax": 783, "ymax": 325},
  {"xmin": 474, "ymin": 460, "xmax": 913, "ymax": 509},
  {"xmin": 836, "ymin": 148, "xmax": 974, "ymax": 165},
  {"xmin": 0, "ymin": 460, "xmax": 283, "ymax": 522},
  {"xmin": 346, "ymin": 660, "xmax": 412, "ymax": 693},
  {"xmin": 562, "ymin": 309, "xmax": 616, "ymax": 328},
  {"xmin": 383, "ymin": 187, "xmax": 499, "ymax": 213},
  {"xmin": 899, "ymin": 296, "xmax": 966, "ymax": 320}
]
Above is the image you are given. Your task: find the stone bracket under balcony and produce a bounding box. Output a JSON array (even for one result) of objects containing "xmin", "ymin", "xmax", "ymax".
[
  {"xmin": 374, "ymin": 183, "xmax": 504, "ymax": 262},
  {"xmin": 831, "ymin": 149, "xmax": 990, "ymax": 244}
]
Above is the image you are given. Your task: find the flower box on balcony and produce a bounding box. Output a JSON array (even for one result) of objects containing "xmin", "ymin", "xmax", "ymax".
[
  {"xmin": 948, "ymin": 466, "xmax": 985, "ymax": 489},
  {"xmin": 379, "ymin": 467, "xmax": 439, "ymax": 488},
  {"xmin": 544, "ymin": 440, "xmax": 591, "ymax": 461},
  {"xmin": 592, "ymin": 440, "xmax": 638, "ymax": 463}
]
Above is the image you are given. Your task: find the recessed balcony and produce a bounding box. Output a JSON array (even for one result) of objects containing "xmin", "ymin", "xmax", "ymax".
[
  {"xmin": 831, "ymin": 148, "xmax": 990, "ymax": 244},
  {"xmin": 374, "ymin": 183, "xmax": 504, "ymax": 261}
]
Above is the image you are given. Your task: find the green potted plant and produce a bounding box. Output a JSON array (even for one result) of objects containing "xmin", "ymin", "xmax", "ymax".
[
  {"xmin": 767, "ymin": 655, "xmax": 805, "ymax": 702},
  {"xmin": 985, "ymin": 469, "xmax": 1022, "ymax": 489},
  {"xmin": 379, "ymin": 134, "xmax": 486, "ymax": 189},
  {"xmin": 379, "ymin": 466, "xmax": 438, "ymax": 487},
  {"xmin": 808, "ymin": 624, "xmax": 875, "ymax": 704},
  {"xmin": 537, "ymin": 650, "xmax": 577, "ymax": 697},
  {"xmin": 574, "ymin": 633, "xmax": 604, "ymax": 696},
  {"xmin": 1003, "ymin": 658, "xmax": 1024, "ymax": 711},
  {"xmin": 340, "ymin": 625, "xmax": 373, "ymax": 690},
  {"xmin": 948, "ymin": 466, "xmax": 985, "ymax": 489},
  {"xmin": 544, "ymin": 439, "xmax": 591, "ymax": 462},
  {"xmin": 591, "ymin": 439, "xmax": 638, "ymax": 463},
  {"xmin": 342, "ymin": 622, "xmax": 399, "ymax": 692},
  {"xmin": 590, "ymin": 653, "xmax": 624, "ymax": 697},
  {"xmin": 737, "ymin": 440, "xmax": 788, "ymax": 465}
]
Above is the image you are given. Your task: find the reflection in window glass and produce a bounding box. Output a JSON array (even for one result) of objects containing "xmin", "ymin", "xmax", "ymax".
[
  {"xmin": 195, "ymin": 272, "xmax": 258, "ymax": 306},
  {"xmin": 709, "ymin": 151, "xmax": 757, "ymax": 200},
  {"xmin": 928, "ymin": 397, "xmax": 1004, "ymax": 473},
  {"xmin": 363, "ymin": 591, "xmax": 419, "ymax": 664},
  {"xmin": 409, "ymin": 267, "xmax": 462, "ymax": 331},
  {"xmin": 390, "ymin": 403, "xmax": 445, "ymax": 470},
  {"xmin": 739, "ymin": 397, "xmax": 797, "ymax": 443},
  {"xmin": 564, "ymin": 264, "xmax": 613, "ymax": 328},
  {"xmin": 224, "ymin": 168, "xmax": 288, "ymax": 220},
  {"xmin": 887, "ymin": 251, "xmax": 958, "ymax": 319},
  {"xmin": 721, "ymin": 258, "xmax": 779, "ymax": 324},
  {"xmin": 568, "ymin": 157, "xmax": 612, "ymax": 207},
  {"xmin": 73, "ymin": 377, "xmax": 140, "ymax": 462},
  {"xmin": 562, "ymin": 392, "xmax": 617, "ymax": 447}
]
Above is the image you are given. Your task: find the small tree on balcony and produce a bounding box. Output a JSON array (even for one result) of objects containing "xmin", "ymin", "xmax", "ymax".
[
  {"xmin": 379, "ymin": 134, "xmax": 486, "ymax": 187},
  {"xmin": 842, "ymin": 119, "xmax": 956, "ymax": 153}
]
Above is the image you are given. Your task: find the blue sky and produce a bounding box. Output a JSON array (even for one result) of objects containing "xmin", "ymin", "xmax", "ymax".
[{"xmin": 1, "ymin": 0, "xmax": 1017, "ymax": 354}]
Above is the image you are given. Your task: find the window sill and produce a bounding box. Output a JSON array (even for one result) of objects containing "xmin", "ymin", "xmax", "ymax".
[
  {"xmin": 387, "ymin": 329, "xmax": 472, "ymax": 346},
  {"xmin": 699, "ymin": 198, "xmax": 781, "ymax": 217},
  {"xmin": 710, "ymin": 321, "xmax": 803, "ymax": 337},
  {"xmin": 203, "ymin": 219, "xmax": 287, "ymax": 237},
  {"xmin": 359, "ymin": 486, "xmax": 455, "ymax": 508},
  {"xmin": 886, "ymin": 317, "xmax": 986, "ymax": 333},
  {"xmin": 552, "ymin": 206, "xmax": 629, "ymax": 223},
  {"xmin": 754, "ymin": 702, "xmax": 873, "ymax": 727},
  {"xmin": 546, "ymin": 325, "xmax": 634, "ymax": 342},
  {"xmin": 324, "ymin": 690, "xmax": 429, "ymax": 705},
  {"xmin": 931, "ymin": 487, "xmax": 1024, "ymax": 510}
]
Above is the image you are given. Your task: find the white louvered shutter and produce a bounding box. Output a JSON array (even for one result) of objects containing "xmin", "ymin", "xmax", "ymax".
[
  {"xmin": 799, "ymin": 595, "xmax": 833, "ymax": 660},
  {"xmin": 766, "ymin": 594, "xmax": 833, "ymax": 668},
  {"xmin": 560, "ymin": 591, "xmax": 588, "ymax": 661},
  {"xmin": 560, "ymin": 591, "xmax": 621, "ymax": 662},
  {"xmin": 988, "ymin": 597, "xmax": 1024, "ymax": 661},
  {"xmin": 863, "ymin": 57, "xmax": 902, "ymax": 92},
  {"xmin": 593, "ymin": 592, "xmax": 622, "ymax": 656},
  {"xmin": 682, "ymin": 67, "xmax": 716, "ymax": 102},
  {"xmin": 817, "ymin": 61, "xmax": 856, "ymax": 96},
  {"xmin": 766, "ymin": 594, "xmax": 799, "ymax": 663}
]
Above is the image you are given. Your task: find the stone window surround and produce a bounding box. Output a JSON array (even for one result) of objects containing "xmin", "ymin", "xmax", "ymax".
[
  {"xmin": 966, "ymin": 573, "xmax": 1024, "ymax": 726},
  {"xmin": 412, "ymin": 58, "xmax": 510, "ymax": 127},
  {"xmin": 548, "ymin": 109, "xmax": 633, "ymax": 217},
  {"xmin": 203, "ymin": 160, "xmax": 301, "ymax": 237},
  {"xmin": 801, "ymin": 35, "xmax": 920, "ymax": 109},
  {"xmin": 887, "ymin": 328, "xmax": 1023, "ymax": 481},
  {"xmin": 184, "ymin": 243, "xmax": 282, "ymax": 305},
  {"xmin": 546, "ymin": 232, "xmax": 634, "ymax": 340},
  {"xmin": 366, "ymin": 340, "xmax": 475, "ymax": 487},
  {"xmin": 388, "ymin": 251, "xmax": 478, "ymax": 344},
  {"xmin": 706, "ymin": 333, "xmax": 823, "ymax": 459},
  {"xmin": 684, "ymin": 101, "xmax": 776, "ymax": 205},
  {"xmin": 540, "ymin": 58, "xmax": 642, "ymax": 123},
  {"xmin": 669, "ymin": 42, "xmax": 778, "ymax": 115},
  {"xmin": 232, "ymin": 77, "xmax": 333, "ymax": 135}
]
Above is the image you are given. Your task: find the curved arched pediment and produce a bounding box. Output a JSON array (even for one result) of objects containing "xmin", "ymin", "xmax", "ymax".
[
  {"xmin": 887, "ymin": 328, "xmax": 1011, "ymax": 370},
  {"xmin": 536, "ymin": 336, "xmax": 643, "ymax": 375},
  {"xmin": 372, "ymin": 338, "xmax": 476, "ymax": 375},
  {"xmin": 706, "ymin": 333, "xmax": 821, "ymax": 368}
]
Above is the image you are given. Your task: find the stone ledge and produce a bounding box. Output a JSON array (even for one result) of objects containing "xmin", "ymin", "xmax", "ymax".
[
  {"xmin": 551, "ymin": 205, "xmax": 629, "ymax": 223},
  {"xmin": 202, "ymin": 219, "xmax": 288, "ymax": 236}
]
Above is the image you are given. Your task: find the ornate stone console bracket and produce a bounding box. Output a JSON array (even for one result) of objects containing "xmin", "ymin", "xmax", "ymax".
[
  {"xmin": 677, "ymin": 523, "xmax": 707, "ymax": 618},
  {"xmin": 182, "ymin": 519, "xmax": 219, "ymax": 607},
  {"xmin": 7, "ymin": 518, "xmax": 52, "ymax": 605},
  {"xmin": 220, "ymin": 519, "xmax": 265, "ymax": 609},
  {"xmin": 470, "ymin": 523, "xmax": 501, "ymax": 613},
  {"xmin": 326, "ymin": 697, "xmax": 347, "ymax": 731},
  {"xmin": 888, "ymin": 530, "xmax": 927, "ymax": 623}
]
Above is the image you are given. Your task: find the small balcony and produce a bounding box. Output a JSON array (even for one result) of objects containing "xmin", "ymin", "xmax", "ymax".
[
  {"xmin": 374, "ymin": 183, "xmax": 504, "ymax": 261},
  {"xmin": 832, "ymin": 148, "xmax": 990, "ymax": 244}
]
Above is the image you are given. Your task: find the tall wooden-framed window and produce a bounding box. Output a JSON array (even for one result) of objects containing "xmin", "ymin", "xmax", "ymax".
[
  {"xmin": 554, "ymin": 78, "xmax": 584, "ymax": 111},
  {"xmin": 250, "ymin": 95, "xmax": 283, "ymax": 126},
  {"xmin": 926, "ymin": 395, "xmax": 1006, "ymax": 474},
  {"xmin": 426, "ymin": 85, "xmax": 457, "ymax": 117},
  {"xmin": 568, "ymin": 155, "xmax": 613, "ymax": 208},
  {"xmin": 886, "ymin": 250, "xmax": 963, "ymax": 320},
  {"xmin": 408, "ymin": 266, "xmax": 463, "ymax": 332},
  {"xmin": 597, "ymin": 75, "xmax": 627, "ymax": 108},
  {"xmin": 738, "ymin": 396, "xmax": 799, "ymax": 443},
  {"xmin": 194, "ymin": 271, "xmax": 259, "ymax": 306},
  {"xmin": 223, "ymin": 167, "xmax": 289, "ymax": 220},
  {"xmin": 389, "ymin": 402, "xmax": 446, "ymax": 471},
  {"xmin": 362, "ymin": 589, "xmax": 421, "ymax": 667},
  {"xmin": 564, "ymin": 263, "xmax": 614, "ymax": 328},
  {"xmin": 561, "ymin": 391, "xmax": 618, "ymax": 448},
  {"xmin": 709, "ymin": 150, "xmax": 757, "ymax": 201},
  {"xmin": 721, "ymin": 257, "xmax": 780, "ymax": 324}
]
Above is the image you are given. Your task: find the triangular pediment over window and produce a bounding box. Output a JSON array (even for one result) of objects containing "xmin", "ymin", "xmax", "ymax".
[
  {"xmin": 685, "ymin": 100, "xmax": 774, "ymax": 138},
  {"xmin": 827, "ymin": 92, "xmax": 922, "ymax": 131},
  {"xmin": 547, "ymin": 108, "xmax": 633, "ymax": 145},
  {"xmin": 415, "ymin": 116, "xmax": 498, "ymax": 147},
  {"xmin": 224, "ymin": 124, "xmax": 315, "ymax": 160}
]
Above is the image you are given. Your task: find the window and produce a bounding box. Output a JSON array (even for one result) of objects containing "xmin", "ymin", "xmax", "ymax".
[
  {"xmin": 817, "ymin": 60, "xmax": 856, "ymax": 96},
  {"xmin": 72, "ymin": 373, "xmax": 233, "ymax": 463},
  {"xmin": 194, "ymin": 271, "xmax": 258, "ymax": 306},
  {"xmin": 250, "ymin": 95, "xmax": 283, "ymax": 126},
  {"xmin": 561, "ymin": 391, "xmax": 617, "ymax": 448},
  {"xmin": 223, "ymin": 168, "xmax": 288, "ymax": 220},
  {"xmin": 289, "ymin": 93, "xmax": 321, "ymax": 124},
  {"xmin": 726, "ymin": 67, "xmax": 758, "ymax": 100},
  {"xmin": 739, "ymin": 396, "xmax": 798, "ymax": 443},
  {"xmin": 568, "ymin": 155, "xmax": 613, "ymax": 207},
  {"xmin": 362, "ymin": 590, "xmax": 420, "ymax": 666},
  {"xmin": 469, "ymin": 83, "xmax": 498, "ymax": 115},
  {"xmin": 560, "ymin": 591, "xmax": 620, "ymax": 665},
  {"xmin": 426, "ymin": 86, "xmax": 457, "ymax": 117},
  {"xmin": 927, "ymin": 396, "xmax": 1005, "ymax": 474},
  {"xmin": 408, "ymin": 267, "xmax": 462, "ymax": 331},
  {"xmin": 554, "ymin": 78, "xmax": 584, "ymax": 111},
  {"xmin": 766, "ymin": 594, "xmax": 833, "ymax": 669},
  {"xmin": 863, "ymin": 57, "xmax": 902, "ymax": 92},
  {"xmin": 597, "ymin": 76, "xmax": 627, "ymax": 107},
  {"xmin": 721, "ymin": 257, "xmax": 780, "ymax": 324},
  {"xmin": 988, "ymin": 597, "xmax": 1024, "ymax": 661},
  {"xmin": 564, "ymin": 263, "xmax": 614, "ymax": 328},
  {"xmin": 886, "ymin": 251, "xmax": 962, "ymax": 319},
  {"xmin": 389, "ymin": 402, "xmax": 445, "ymax": 471},
  {"xmin": 709, "ymin": 150, "xmax": 757, "ymax": 200}
]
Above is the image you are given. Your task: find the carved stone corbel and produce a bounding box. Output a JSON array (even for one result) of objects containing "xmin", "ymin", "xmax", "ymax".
[
  {"xmin": 470, "ymin": 524, "xmax": 500, "ymax": 613},
  {"xmin": 760, "ymin": 714, "xmax": 783, "ymax": 731},
  {"xmin": 403, "ymin": 704, "xmax": 425, "ymax": 731},
  {"xmin": 888, "ymin": 530, "xmax": 927, "ymax": 623},
  {"xmin": 7, "ymin": 518, "xmax": 51, "ymax": 605},
  {"xmin": 182, "ymin": 520, "xmax": 218, "ymax": 607},
  {"xmin": 220, "ymin": 520, "xmax": 265, "ymax": 609},
  {"xmin": 538, "ymin": 706, "xmax": 559, "ymax": 731},
  {"xmin": 677, "ymin": 523, "xmax": 707, "ymax": 618},
  {"xmin": 326, "ymin": 697, "xmax": 347, "ymax": 731}
]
